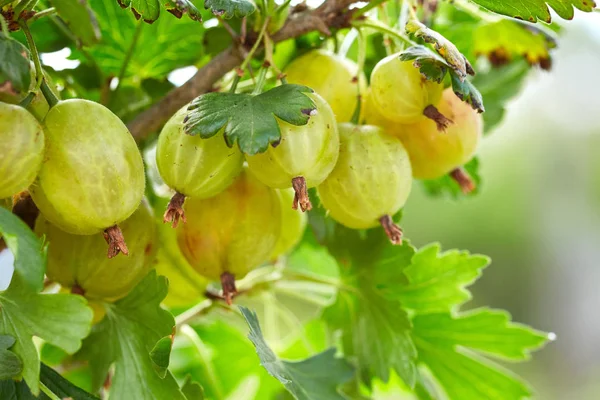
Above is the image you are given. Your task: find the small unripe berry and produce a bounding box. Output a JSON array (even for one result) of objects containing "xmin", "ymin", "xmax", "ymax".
[
  {"xmin": 317, "ymin": 123, "xmax": 412, "ymax": 244},
  {"xmin": 284, "ymin": 50, "xmax": 366, "ymax": 123},
  {"xmin": 0, "ymin": 103, "xmax": 44, "ymax": 199},
  {"xmin": 246, "ymin": 92, "xmax": 339, "ymax": 212}
]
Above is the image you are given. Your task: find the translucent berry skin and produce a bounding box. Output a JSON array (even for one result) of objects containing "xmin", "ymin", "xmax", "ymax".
[
  {"xmin": 317, "ymin": 123, "xmax": 412, "ymax": 229},
  {"xmin": 245, "ymin": 93, "xmax": 339, "ymax": 189},
  {"xmin": 29, "ymin": 99, "xmax": 145, "ymax": 235},
  {"xmin": 370, "ymin": 54, "xmax": 443, "ymax": 123},
  {"xmin": 284, "ymin": 50, "xmax": 366, "ymax": 123},
  {"xmin": 0, "ymin": 103, "xmax": 44, "ymax": 199},
  {"xmin": 367, "ymin": 89, "xmax": 482, "ymax": 179},
  {"xmin": 156, "ymin": 105, "xmax": 243, "ymax": 198},
  {"xmin": 36, "ymin": 201, "xmax": 157, "ymax": 302},
  {"xmin": 177, "ymin": 169, "xmax": 281, "ymax": 280},
  {"xmin": 270, "ymin": 188, "xmax": 307, "ymax": 259},
  {"xmin": 152, "ymin": 200, "xmax": 208, "ymax": 308}
]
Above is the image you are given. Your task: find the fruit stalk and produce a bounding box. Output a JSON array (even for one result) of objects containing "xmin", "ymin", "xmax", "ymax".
[
  {"xmin": 164, "ymin": 192, "xmax": 187, "ymax": 228},
  {"xmin": 379, "ymin": 215, "xmax": 403, "ymax": 245},
  {"xmin": 423, "ymin": 104, "xmax": 453, "ymax": 132},
  {"xmin": 292, "ymin": 176, "xmax": 312, "ymax": 212},
  {"xmin": 450, "ymin": 168, "xmax": 476, "ymax": 194},
  {"xmin": 103, "ymin": 225, "xmax": 129, "ymax": 258},
  {"xmin": 220, "ymin": 272, "xmax": 237, "ymax": 305}
]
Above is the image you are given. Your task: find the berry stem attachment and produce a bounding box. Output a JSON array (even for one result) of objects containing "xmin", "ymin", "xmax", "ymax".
[
  {"xmin": 103, "ymin": 225, "xmax": 129, "ymax": 258},
  {"xmin": 291, "ymin": 176, "xmax": 312, "ymax": 212},
  {"xmin": 423, "ymin": 104, "xmax": 453, "ymax": 132},
  {"xmin": 164, "ymin": 192, "xmax": 187, "ymax": 228},
  {"xmin": 450, "ymin": 168, "xmax": 476, "ymax": 194},
  {"xmin": 379, "ymin": 215, "xmax": 403, "ymax": 245},
  {"xmin": 220, "ymin": 272, "xmax": 237, "ymax": 306},
  {"xmin": 71, "ymin": 284, "xmax": 85, "ymax": 296}
]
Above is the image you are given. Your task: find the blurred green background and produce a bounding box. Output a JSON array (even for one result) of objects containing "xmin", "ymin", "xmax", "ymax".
[{"xmin": 402, "ymin": 11, "xmax": 600, "ymax": 400}]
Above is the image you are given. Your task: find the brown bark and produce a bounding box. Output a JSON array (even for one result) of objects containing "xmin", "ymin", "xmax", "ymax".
[{"xmin": 126, "ymin": 0, "xmax": 361, "ymax": 140}]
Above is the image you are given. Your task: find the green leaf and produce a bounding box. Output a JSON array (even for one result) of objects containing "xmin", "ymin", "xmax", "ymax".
[
  {"xmin": 204, "ymin": 0, "xmax": 256, "ymax": 18},
  {"xmin": 0, "ymin": 335, "xmax": 22, "ymax": 380},
  {"xmin": 399, "ymin": 46, "xmax": 484, "ymax": 113},
  {"xmin": 469, "ymin": 0, "xmax": 595, "ymax": 22},
  {"xmin": 399, "ymin": 45, "xmax": 448, "ymax": 84},
  {"xmin": 0, "ymin": 207, "xmax": 46, "ymax": 292},
  {"xmin": 450, "ymin": 72, "xmax": 485, "ymax": 113},
  {"xmin": 181, "ymin": 377, "xmax": 205, "ymax": 400},
  {"xmin": 165, "ymin": 0, "xmax": 202, "ymax": 21},
  {"xmin": 474, "ymin": 20, "xmax": 556, "ymax": 68},
  {"xmin": 471, "ymin": 61, "xmax": 531, "ymax": 133},
  {"xmin": 240, "ymin": 307, "xmax": 354, "ymax": 400},
  {"xmin": 185, "ymin": 84, "xmax": 317, "ymax": 155},
  {"xmin": 86, "ymin": 0, "xmax": 205, "ymax": 80},
  {"xmin": 396, "ymin": 243, "xmax": 490, "ymax": 314},
  {"xmin": 50, "ymin": 0, "xmax": 101, "ymax": 46},
  {"xmin": 412, "ymin": 308, "xmax": 551, "ymax": 399},
  {"xmin": 0, "ymin": 275, "xmax": 93, "ymax": 395},
  {"xmin": 0, "ymin": 33, "xmax": 31, "ymax": 93},
  {"xmin": 75, "ymin": 270, "xmax": 186, "ymax": 400},
  {"xmin": 322, "ymin": 231, "xmax": 419, "ymax": 389},
  {"xmin": 117, "ymin": 0, "xmax": 160, "ymax": 23},
  {"xmin": 405, "ymin": 20, "xmax": 474, "ymax": 80},
  {"xmin": 420, "ymin": 158, "xmax": 482, "ymax": 199},
  {"xmin": 39, "ymin": 363, "xmax": 100, "ymax": 400},
  {"xmin": 150, "ymin": 336, "xmax": 173, "ymax": 378}
]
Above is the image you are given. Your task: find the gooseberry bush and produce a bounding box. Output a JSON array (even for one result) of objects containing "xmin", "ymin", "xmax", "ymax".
[{"xmin": 0, "ymin": 0, "xmax": 594, "ymax": 399}]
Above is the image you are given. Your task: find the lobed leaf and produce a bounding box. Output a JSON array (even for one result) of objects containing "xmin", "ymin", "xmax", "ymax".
[
  {"xmin": 413, "ymin": 308, "xmax": 551, "ymax": 399},
  {"xmin": 185, "ymin": 84, "xmax": 316, "ymax": 155},
  {"xmin": 86, "ymin": 0, "xmax": 205, "ymax": 80},
  {"xmin": 75, "ymin": 271, "xmax": 186, "ymax": 399},
  {"xmin": 399, "ymin": 45, "xmax": 448, "ymax": 84},
  {"xmin": 450, "ymin": 71, "xmax": 485, "ymax": 113},
  {"xmin": 240, "ymin": 306, "xmax": 354, "ymax": 400},
  {"xmin": 396, "ymin": 243, "xmax": 490, "ymax": 314},
  {"xmin": 469, "ymin": 0, "xmax": 596, "ymax": 23},
  {"xmin": 0, "ymin": 275, "xmax": 93, "ymax": 395},
  {"xmin": 474, "ymin": 20, "xmax": 557, "ymax": 69}
]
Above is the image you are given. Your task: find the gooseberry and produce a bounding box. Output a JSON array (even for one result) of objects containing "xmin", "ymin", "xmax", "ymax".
[
  {"xmin": 156, "ymin": 105, "xmax": 244, "ymax": 227},
  {"xmin": 245, "ymin": 92, "xmax": 339, "ymax": 212},
  {"xmin": 0, "ymin": 103, "xmax": 44, "ymax": 199},
  {"xmin": 36, "ymin": 200, "xmax": 156, "ymax": 302},
  {"xmin": 372, "ymin": 89, "xmax": 482, "ymax": 192},
  {"xmin": 370, "ymin": 53, "xmax": 450, "ymax": 130},
  {"xmin": 317, "ymin": 123, "xmax": 412, "ymax": 244},
  {"xmin": 177, "ymin": 169, "xmax": 281, "ymax": 303},
  {"xmin": 284, "ymin": 50, "xmax": 366, "ymax": 123},
  {"xmin": 29, "ymin": 99, "xmax": 145, "ymax": 257},
  {"xmin": 270, "ymin": 188, "xmax": 308, "ymax": 259}
]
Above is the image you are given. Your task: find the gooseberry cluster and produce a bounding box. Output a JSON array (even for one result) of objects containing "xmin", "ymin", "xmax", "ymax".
[{"xmin": 1, "ymin": 47, "xmax": 481, "ymax": 308}]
